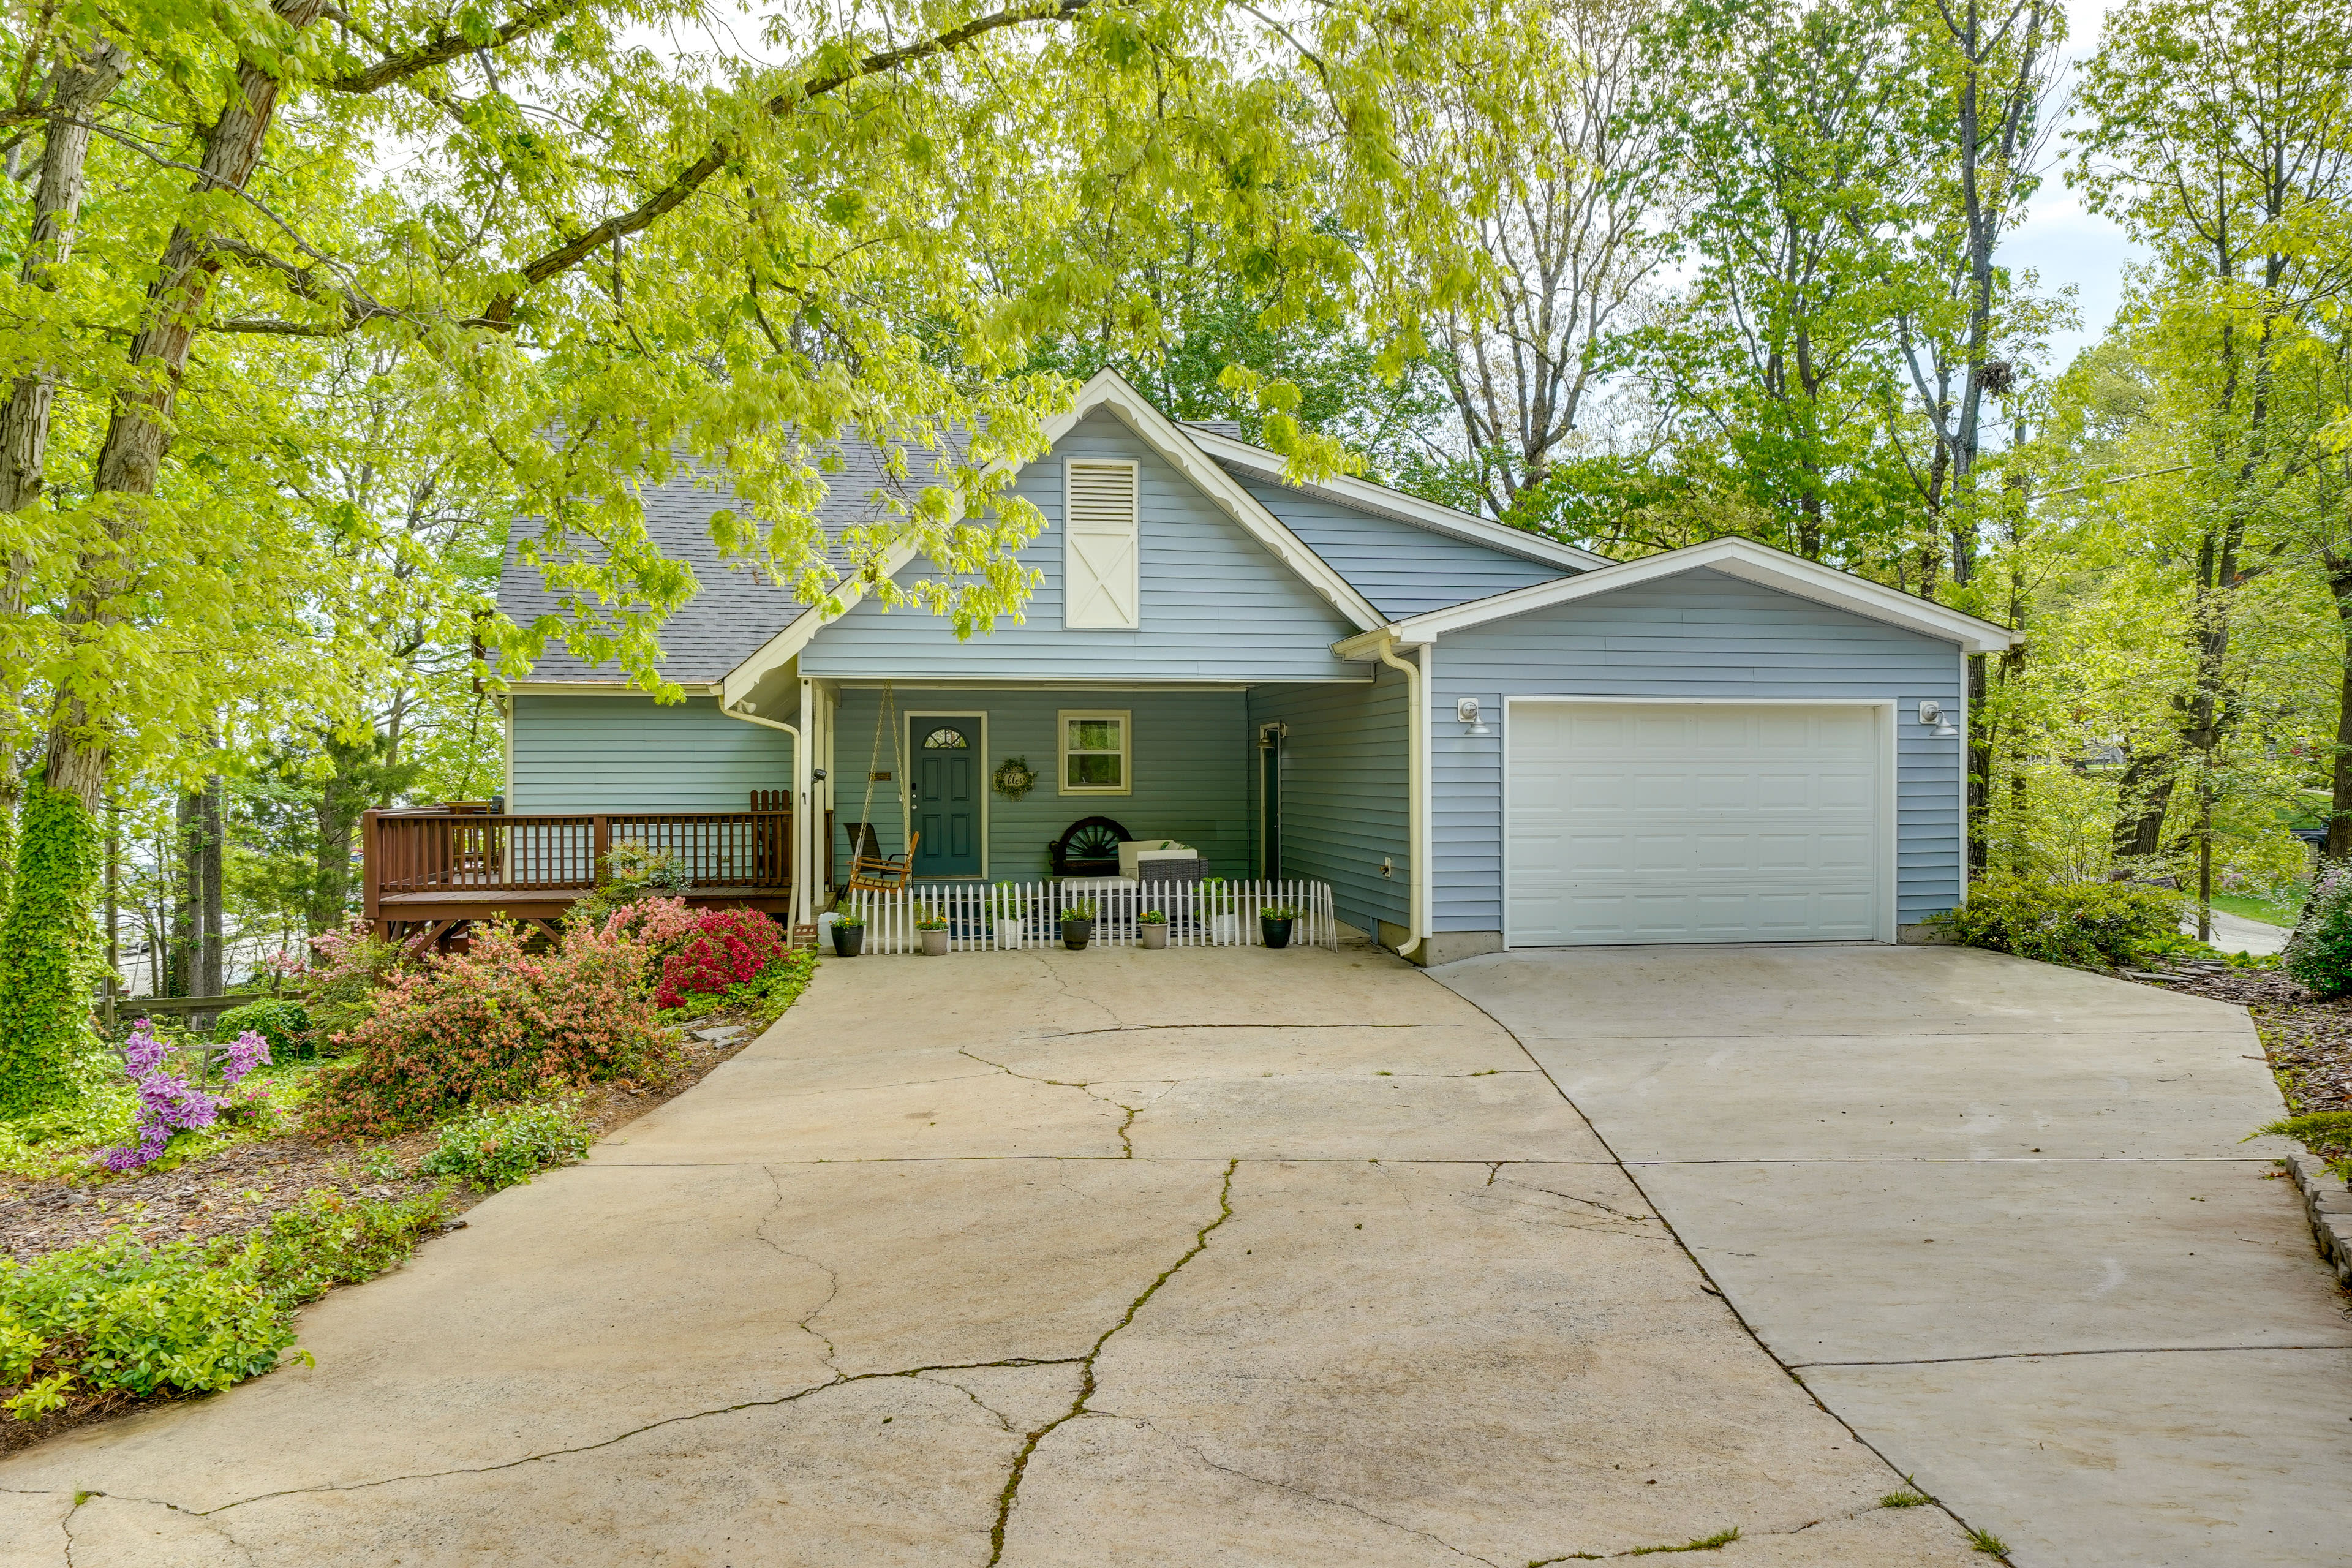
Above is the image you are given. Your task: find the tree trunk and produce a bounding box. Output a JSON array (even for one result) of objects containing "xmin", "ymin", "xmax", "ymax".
[
  {"xmin": 40, "ymin": 3, "xmax": 328, "ymax": 813},
  {"xmin": 2111, "ymin": 745, "xmax": 2176, "ymax": 863},
  {"xmin": 2331, "ymin": 562, "xmax": 2352, "ymax": 861},
  {"xmin": 198, "ymin": 774, "xmax": 224, "ymax": 995},
  {"xmin": 172, "ymin": 790, "xmax": 200, "ymax": 996}
]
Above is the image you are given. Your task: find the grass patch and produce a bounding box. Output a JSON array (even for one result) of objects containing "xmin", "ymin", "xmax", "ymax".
[
  {"xmin": 1629, "ymin": 1529, "xmax": 1740, "ymax": 1555},
  {"xmin": 1880, "ymin": 1481, "xmax": 1932, "ymax": 1507},
  {"xmin": 1968, "ymin": 1526, "xmax": 2010, "ymax": 1556},
  {"xmin": 2207, "ymin": 893, "xmax": 2297, "ymax": 929},
  {"xmin": 2253, "ymin": 1110, "xmax": 2352, "ymax": 1177}
]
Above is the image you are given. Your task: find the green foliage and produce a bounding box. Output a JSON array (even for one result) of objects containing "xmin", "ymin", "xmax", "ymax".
[
  {"xmin": 1061, "ymin": 900, "xmax": 1097, "ymax": 921},
  {"xmin": 2253, "ymin": 1110, "xmax": 2352, "ymax": 1175},
  {"xmin": 215, "ymin": 999, "xmax": 313, "ymax": 1060},
  {"xmin": 417, "ymin": 1099, "xmax": 596, "ymax": 1190},
  {"xmin": 2284, "ymin": 864, "xmax": 2352, "ymax": 999},
  {"xmin": 830, "ymin": 909, "xmax": 865, "ymax": 928},
  {"xmin": 736, "ymin": 948, "xmax": 819, "ymax": 1029},
  {"xmin": 309, "ymin": 920, "xmax": 674, "ymax": 1138},
  {"xmin": 1137, "ymin": 908, "xmax": 1169, "ymax": 924},
  {"xmin": 0, "ymin": 784, "xmax": 102, "ymax": 1117},
  {"xmin": 0, "ymin": 1187, "xmax": 448, "ymax": 1420},
  {"xmin": 1927, "ymin": 877, "xmax": 2190, "ymax": 969}
]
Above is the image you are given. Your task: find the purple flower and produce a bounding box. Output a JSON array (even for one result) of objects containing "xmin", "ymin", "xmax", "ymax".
[{"xmin": 95, "ymin": 1024, "xmax": 271, "ymax": 1172}]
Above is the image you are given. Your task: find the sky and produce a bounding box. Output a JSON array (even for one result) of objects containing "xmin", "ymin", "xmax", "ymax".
[{"xmin": 1999, "ymin": 0, "xmax": 2143, "ymax": 377}]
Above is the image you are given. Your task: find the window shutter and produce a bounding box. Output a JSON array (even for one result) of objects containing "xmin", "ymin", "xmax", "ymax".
[{"xmin": 1064, "ymin": 459, "xmax": 1139, "ymax": 629}]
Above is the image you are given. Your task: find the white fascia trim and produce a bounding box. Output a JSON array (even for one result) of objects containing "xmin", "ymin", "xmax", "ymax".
[
  {"xmin": 1182, "ymin": 425, "xmax": 1612, "ymax": 574},
  {"xmin": 1344, "ymin": 537, "xmax": 2019, "ymax": 654},
  {"xmin": 721, "ymin": 369, "xmax": 1388, "ymax": 699}
]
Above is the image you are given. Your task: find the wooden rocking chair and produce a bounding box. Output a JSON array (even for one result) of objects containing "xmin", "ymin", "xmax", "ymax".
[{"xmin": 842, "ymin": 823, "xmax": 919, "ymax": 895}]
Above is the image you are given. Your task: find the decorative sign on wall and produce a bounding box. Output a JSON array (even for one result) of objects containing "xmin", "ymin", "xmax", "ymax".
[{"xmin": 992, "ymin": 756, "xmax": 1038, "ymax": 801}]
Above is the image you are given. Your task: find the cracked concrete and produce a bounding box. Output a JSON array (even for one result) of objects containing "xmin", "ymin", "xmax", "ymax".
[
  {"xmin": 1439, "ymin": 943, "xmax": 2352, "ymax": 1567},
  {"xmin": 2, "ymin": 944, "xmax": 1988, "ymax": 1565}
]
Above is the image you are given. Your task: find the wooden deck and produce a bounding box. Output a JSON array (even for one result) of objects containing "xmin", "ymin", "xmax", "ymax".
[{"xmin": 363, "ymin": 807, "xmax": 791, "ymax": 946}]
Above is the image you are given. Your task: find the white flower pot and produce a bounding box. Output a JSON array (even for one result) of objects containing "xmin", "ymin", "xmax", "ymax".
[
  {"xmin": 1140, "ymin": 923, "xmax": 1169, "ymax": 949},
  {"xmin": 995, "ymin": 918, "xmax": 1022, "ymax": 951},
  {"xmin": 1210, "ymin": 913, "xmax": 1240, "ymax": 945},
  {"xmin": 919, "ymin": 928, "xmax": 950, "ymax": 957}
]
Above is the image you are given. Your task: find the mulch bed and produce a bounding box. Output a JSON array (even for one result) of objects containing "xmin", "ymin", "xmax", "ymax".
[
  {"xmin": 0, "ymin": 1011, "xmax": 764, "ymax": 1268},
  {"xmin": 2125, "ymin": 961, "xmax": 2352, "ymax": 1118}
]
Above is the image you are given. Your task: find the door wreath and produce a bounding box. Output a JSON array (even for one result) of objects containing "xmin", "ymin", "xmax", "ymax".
[{"xmin": 992, "ymin": 756, "xmax": 1038, "ymax": 801}]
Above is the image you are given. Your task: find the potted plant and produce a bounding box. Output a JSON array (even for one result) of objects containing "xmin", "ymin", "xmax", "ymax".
[
  {"xmin": 829, "ymin": 908, "xmax": 865, "ymax": 957},
  {"xmin": 1061, "ymin": 899, "xmax": 1096, "ymax": 951},
  {"xmin": 991, "ymin": 883, "xmax": 1023, "ymax": 950},
  {"xmin": 1204, "ymin": 878, "xmax": 1239, "ymax": 944},
  {"xmin": 1137, "ymin": 909, "xmax": 1169, "ymax": 949},
  {"xmin": 1259, "ymin": 903, "xmax": 1297, "ymax": 950},
  {"xmin": 915, "ymin": 913, "xmax": 951, "ymax": 957}
]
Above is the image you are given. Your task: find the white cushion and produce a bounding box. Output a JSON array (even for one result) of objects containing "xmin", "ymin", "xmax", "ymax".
[{"xmin": 1118, "ymin": 840, "xmax": 1194, "ymax": 879}]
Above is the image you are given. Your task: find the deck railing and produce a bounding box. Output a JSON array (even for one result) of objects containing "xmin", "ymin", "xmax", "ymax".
[
  {"xmin": 364, "ymin": 810, "xmax": 793, "ymax": 903},
  {"xmin": 843, "ymin": 878, "xmax": 1337, "ymax": 953}
]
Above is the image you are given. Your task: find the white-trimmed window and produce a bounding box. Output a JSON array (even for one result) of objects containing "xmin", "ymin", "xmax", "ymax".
[
  {"xmin": 1059, "ymin": 710, "xmax": 1131, "ymax": 795},
  {"xmin": 1063, "ymin": 459, "xmax": 1140, "ymax": 629}
]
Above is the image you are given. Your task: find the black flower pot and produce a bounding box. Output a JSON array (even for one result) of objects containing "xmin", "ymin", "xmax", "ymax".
[
  {"xmin": 1260, "ymin": 916, "xmax": 1294, "ymax": 950},
  {"xmin": 831, "ymin": 924, "xmax": 865, "ymax": 957},
  {"xmin": 1062, "ymin": 917, "xmax": 1095, "ymax": 951}
]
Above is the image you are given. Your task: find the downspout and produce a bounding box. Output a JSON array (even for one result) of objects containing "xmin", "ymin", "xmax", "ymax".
[
  {"xmin": 720, "ymin": 700, "xmax": 804, "ymax": 925},
  {"xmin": 1373, "ymin": 633, "xmax": 1430, "ymax": 963}
]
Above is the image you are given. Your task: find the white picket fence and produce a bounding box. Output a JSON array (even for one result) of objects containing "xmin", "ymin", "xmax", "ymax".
[{"xmin": 841, "ymin": 878, "xmax": 1337, "ymax": 954}]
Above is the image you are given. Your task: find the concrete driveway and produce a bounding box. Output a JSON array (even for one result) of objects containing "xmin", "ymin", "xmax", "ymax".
[
  {"xmin": 0, "ymin": 944, "xmax": 1992, "ymax": 1565},
  {"xmin": 1439, "ymin": 943, "xmax": 2352, "ymax": 1568}
]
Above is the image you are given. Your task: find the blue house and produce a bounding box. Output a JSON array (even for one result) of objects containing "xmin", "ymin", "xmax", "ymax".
[{"xmin": 482, "ymin": 371, "xmax": 2013, "ymax": 963}]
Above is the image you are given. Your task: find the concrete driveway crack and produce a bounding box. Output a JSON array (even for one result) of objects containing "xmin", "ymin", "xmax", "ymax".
[
  {"xmin": 986, "ymin": 1158, "xmax": 1238, "ymax": 1566},
  {"xmin": 757, "ymin": 1166, "xmax": 842, "ymax": 1368}
]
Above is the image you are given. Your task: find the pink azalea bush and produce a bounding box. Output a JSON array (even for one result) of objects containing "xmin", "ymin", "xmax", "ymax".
[
  {"xmin": 654, "ymin": 910, "xmax": 786, "ymax": 1011},
  {"xmin": 97, "ymin": 1022, "xmax": 271, "ymax": 1173},
  {"xmin": 308, "ymin": 919, "xmax": 676, "ymax": 1139}
]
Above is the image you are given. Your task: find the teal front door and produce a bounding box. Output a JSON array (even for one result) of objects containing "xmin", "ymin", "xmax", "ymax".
[{"xmin": 910, "ymin": 718, "xmax": 982, "ymax": 877}]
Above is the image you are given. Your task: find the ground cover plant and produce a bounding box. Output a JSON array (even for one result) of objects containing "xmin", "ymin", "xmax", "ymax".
[
  {"xmin": 1928, "ymin": 877, "xmax": 2193, "ymax": 970},
  {"xmin": 417, "ymin": 1099, "xmax": 596, "ymax": 1189}
]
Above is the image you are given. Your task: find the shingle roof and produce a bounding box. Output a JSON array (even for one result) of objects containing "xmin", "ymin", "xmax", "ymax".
[{"xmin": 497, "ymin": 444, "xmax": 948, "ymax": 683}]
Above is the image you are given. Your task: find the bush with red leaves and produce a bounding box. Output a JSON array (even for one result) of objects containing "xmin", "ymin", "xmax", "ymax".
[{"xmin": 655, "ymin": 910, "xmax": 787, "ymax": 1011}]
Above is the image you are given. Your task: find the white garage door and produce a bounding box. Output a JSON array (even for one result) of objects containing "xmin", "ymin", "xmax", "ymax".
[{"xmin": 1506, "ymin": 703, "xmax": 1888, "ymax": 946}]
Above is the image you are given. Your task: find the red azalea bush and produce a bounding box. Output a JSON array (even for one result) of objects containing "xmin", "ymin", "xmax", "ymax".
[
  {"xmin": 308, "ymin": 919, "xmax": 678, "ymax": 1139},
  {"xmin": 655, "ymin": 910, "xmax": 786, "ymax": 1010}
]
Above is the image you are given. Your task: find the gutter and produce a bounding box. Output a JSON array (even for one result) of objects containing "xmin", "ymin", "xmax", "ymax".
[
  {"xmin": 1371, "ymin": 633, "xmax": 1431, "ymax": 963},
  {"xmin": 720, "ymin": 699, "xmax": 805, "ymax": 925}
]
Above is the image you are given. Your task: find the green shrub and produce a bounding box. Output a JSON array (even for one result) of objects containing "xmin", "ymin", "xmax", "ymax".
[
  {"xmin": 1928, "ymin": 876, "xmax": 2189, "ymax": 969},
  {"xmin": 2255, "ymin": 1110, "xmax": 2352, "ymax": 1174},
  {"xmin": 307, "ymin": 919, "xmax": 674, "ymax": 1139},
  {"xmin": 0, "ymin": 1186, "xmax": 450, "ymax": 1421},
  {"xmin": 216, "ymin": 998, "xmax": 312, "ymax": 1060},
  {"xmin": 2284, "ymin": 862, "xmax": 2352, "ymax": 999},
  {"xmin": 417, "ymin": 1099, "xmax": 595, "ymax": 1189},
  {"xmin": 0, "ymin": 783, "xmax": 102, "ymax": 1117}
]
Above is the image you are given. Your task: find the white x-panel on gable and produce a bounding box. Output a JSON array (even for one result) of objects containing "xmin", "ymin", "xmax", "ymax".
[
  {"xmin": 1506, "ymin": 701, "xmax": 1890, "ymax": 946},
  {"xmin": 1064, "ymin": 459, "xmax": 1140, "ymax": 629}
]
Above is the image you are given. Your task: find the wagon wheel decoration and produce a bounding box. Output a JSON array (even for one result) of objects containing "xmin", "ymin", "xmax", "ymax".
[
  {"xmin": 1052, "ymin": 815, "xmax": 1131, "ymax": 876},
  {"xmin": 992, "ymin": 756, "xmax": 1038, "ymax": 801}
]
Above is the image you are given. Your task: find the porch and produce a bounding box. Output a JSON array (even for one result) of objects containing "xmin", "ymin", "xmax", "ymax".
[{"xmin": 360, "ymin": 805, "xmax": 793, "ymax": 944}]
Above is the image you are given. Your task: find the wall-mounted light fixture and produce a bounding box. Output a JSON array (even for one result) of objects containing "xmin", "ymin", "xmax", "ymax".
[
  {"xmin": 1457, "ymin": 696, "xmax": 1494, "ymax": 737},
  {"xmin": 1918, "ymin": 700, "xmax": 1961, "ymax": 739}
]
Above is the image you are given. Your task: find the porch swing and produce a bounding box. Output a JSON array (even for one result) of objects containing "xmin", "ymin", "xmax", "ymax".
[{"xmin": 840, "ymin": 683, "xmax": 919, "ymax": 895}]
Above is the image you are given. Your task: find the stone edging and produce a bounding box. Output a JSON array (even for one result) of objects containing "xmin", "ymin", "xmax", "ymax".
[{"xmin": 2284, "ymin": 1151, "xmax": 2352, "ymax": 1287}]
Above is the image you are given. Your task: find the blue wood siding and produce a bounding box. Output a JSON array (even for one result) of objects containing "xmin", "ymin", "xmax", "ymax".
[
  {"xmin": 828, "ymin": 686, "xmax": 1251, "ymax": 879},
  {"xmin": 509, "ymin": 696, "xmax": 793, "ymax": 813},
  {"xmin": 1247, "ymin": 669, "xmax": 1409, "ymax": 938},
  {"xmin": 1229, "ymin": 476, "xmax": 1571, "ymax": 619},
  {"xmin": 1427, "ymin": 568, "xmax": 1966, "ymax": 933},
  {"xmin": 800, "ymin": 411, "xmax": 1359, "ymax": 682}
]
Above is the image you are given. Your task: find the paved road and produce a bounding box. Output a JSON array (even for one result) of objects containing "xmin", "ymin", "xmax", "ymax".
[
  {"xmin": 0, "ymin": 945, "xmax": 1986, "ymax": 1565},
  {"xmin": 2190, "ymin": 908, "xmax": 2290, "ymax": 957},
  {"xmin": 1438, "ymin": 943, "xmax": 2352, "ymax": 1568}
]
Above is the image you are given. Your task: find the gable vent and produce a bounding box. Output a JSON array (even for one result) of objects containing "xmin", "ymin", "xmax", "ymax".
[{"xmin": 1064, "ymin": 459, "xmax": 1140, "ymax": 629}]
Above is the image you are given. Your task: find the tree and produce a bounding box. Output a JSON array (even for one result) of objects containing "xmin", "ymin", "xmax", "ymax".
[{"xmin": 2077, "ymin": 0, "xmax": 2352, "ymax": 924}]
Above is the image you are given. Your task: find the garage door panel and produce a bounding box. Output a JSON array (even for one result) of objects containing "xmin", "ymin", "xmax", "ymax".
[{"xmin": 1507, "ymin": 703, "xmax": 1886, "ymax": 946}]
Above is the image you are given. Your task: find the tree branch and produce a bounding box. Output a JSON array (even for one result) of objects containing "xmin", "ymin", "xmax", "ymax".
[
  {"xmin": 466, "ymin": 0, "xmax": 1090, "ymax": 327},
  {"xmin": 323, "ymin": 0, "xmax": 583, "ymax": 94}
]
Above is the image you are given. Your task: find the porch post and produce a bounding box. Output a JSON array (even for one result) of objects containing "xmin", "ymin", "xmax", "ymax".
[
  {"xmin": 360, "ymin": 809, "xmax": 381, "ymax": 937},
  {"xmin": 796, "ymin": 676, "xmax": 815, "ymax": 925}
]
